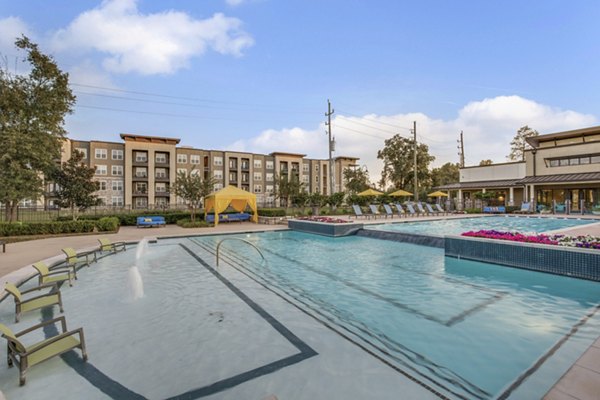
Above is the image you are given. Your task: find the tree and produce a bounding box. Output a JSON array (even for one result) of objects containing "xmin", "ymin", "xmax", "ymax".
[
  {"xmin": 0, "ymin": 36, "xmax": 76, "ymax": 222},
  {"xmin": 508, "ymin": 125, "xmax": 538, "ymax": 161},
  {"xmin": 328, "ymin": 192, "xmax": 345, "ymax": 210},
  {"xmin": 343, "ymin": 166, "xmax": 370, "ymax": 194},
  {"xmin": 275, "ymin": 173, "xmax": 304, "ymax": 208},
  {"xmin": 377, "ymin": 135, "xmax": 435, "ymax": 194},
  {"xmin": 479, "ymin": 159, "xmax": 493, "ymax": 166},
  {"xmin": 431, "ymin": 162, "xmax": 460, "ymax": 188},
  {"xmin": 173, "ymin": 168, "xmax": 216, "ymax": 222},
  {"xmin": 49, "ymin": 150, "xmax": 99, "ymax": 220}
]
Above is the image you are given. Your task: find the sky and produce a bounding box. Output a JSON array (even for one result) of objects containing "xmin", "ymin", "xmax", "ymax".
[{"xmin": 1, "ymin": 0, "xmax": 599, "ymax": 184}]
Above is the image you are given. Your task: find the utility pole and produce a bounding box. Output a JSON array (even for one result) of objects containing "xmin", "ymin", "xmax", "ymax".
[
  {"xmin": 325, "ymin": 99, "xmax": 335, "ymax": 196},
  {"xmin": 413, "ymin": 121, "xmax": 418, "ymax": 202},
  {"xmin": 457, "ymin": 130, "xmax": 465, "ymax": 168}
]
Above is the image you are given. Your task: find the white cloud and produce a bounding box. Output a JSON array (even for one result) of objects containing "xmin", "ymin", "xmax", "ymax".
[
  {"xmin": 0, "ymin": 16, "xmax": 33, "ymax": 55},
  {"xmin": 228, "ymin": 96, "xmax": 597, "ymax": 186},
  {"xmin": 51, "ymin": 0, "xmax": 254, "ymax": 75},
  {"xmin": 68, "ymin": 60, "xmax": 119, "ymax": 90}
]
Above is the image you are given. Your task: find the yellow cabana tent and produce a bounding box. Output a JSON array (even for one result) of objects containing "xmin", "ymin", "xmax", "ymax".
[{"xmin": 204, "ymin": 186, "xmax": 258, "ymax": 226}]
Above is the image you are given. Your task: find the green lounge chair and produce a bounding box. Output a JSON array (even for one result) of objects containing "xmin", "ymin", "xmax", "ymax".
[
  {"xmin": 4, "ymin": 282, "xmax": 64, "ymax": 323},
  {"xmin": 61, "ymin": 247, "xmax": 96, "ymax": 269},
  {"xmin": 32, "ymin": 261, "xmax": 75, "ymax": 287},
  {"xmin": 98, "ymin": 238, "xmax": 126, "ymax": 253},
  {"xmin": 0, "ymin": 316, "xmax": 88, "ymax": 385}
]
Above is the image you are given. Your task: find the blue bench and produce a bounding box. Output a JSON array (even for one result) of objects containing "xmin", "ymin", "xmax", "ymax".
[
  {"xmin": 205, "ymin": 213, "xmax": 251, "ymax": 223},
  {"xmin": 483, "ymin": 206, "xmax": 506, "ymax": 214},
  {"xmin": 136, "ymin": 216, "xmax": 166, "ymax": 228}
]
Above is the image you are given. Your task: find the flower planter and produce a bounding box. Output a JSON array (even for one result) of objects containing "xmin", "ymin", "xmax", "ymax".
[{"xmin": 288, "ymin": 219, "xmax": 363, "ymax": 237}]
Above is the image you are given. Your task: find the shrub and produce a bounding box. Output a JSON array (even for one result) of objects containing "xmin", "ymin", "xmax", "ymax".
[
  {"xmin": 176, "ymin": 219, "xmax": 210, "ymax": 228},
  {"xmin": 58, "ymin": 211, "xmax": 195, "ymax": 226},
  {"xmin": 0, "ymin": 220, "xmax": 96, "ymax": 237},
  {"xmin": 258, "ymin": 208, "xmax": 286, "ymax": 217},
  {"xmin": 464, "ymin": 208, "xmax": 482, "ymax": 214},
  {"xmin": 96, "ymin": 217, "xmax": 120, "ymax": 232}
]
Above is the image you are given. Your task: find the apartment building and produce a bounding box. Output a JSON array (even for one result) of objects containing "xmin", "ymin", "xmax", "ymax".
[{"xmin": 43, "ymin": 134, "xmax": 359, "ymax": 209}]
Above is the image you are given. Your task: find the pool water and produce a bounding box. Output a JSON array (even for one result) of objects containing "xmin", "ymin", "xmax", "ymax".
[
  {"xmin": 365, "ymin": 215, "xmax": 597, "ymax": 236},
  {"xmin": 0, "ymin": 231, "xmax": 598, "ymax": 400},
  {"xmin": 192, "ymin": 231, "xmax": 600, "ymax": 399}
]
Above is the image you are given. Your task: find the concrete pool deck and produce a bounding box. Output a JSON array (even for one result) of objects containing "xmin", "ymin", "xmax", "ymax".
[{"xmin": 1, "ymin": 213, "xmax": 599, "ymax": 399}]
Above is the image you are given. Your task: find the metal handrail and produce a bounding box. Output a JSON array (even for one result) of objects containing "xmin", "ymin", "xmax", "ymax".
[{"xmin": 216, "ymin": 238, "xmax": 265, "ymax": 267}]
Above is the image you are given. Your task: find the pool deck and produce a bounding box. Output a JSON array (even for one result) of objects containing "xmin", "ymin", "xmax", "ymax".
[{"xmin": 1, "ymin": 213, "xmax": 599, "ymax": 399}]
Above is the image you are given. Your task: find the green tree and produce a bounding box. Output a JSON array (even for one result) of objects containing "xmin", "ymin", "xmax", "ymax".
[
  {"xmin": 328, "ymin": 192, "xmax": 345, "ymax": 210},
  {"xmin": 173, "ymin": 168, "xmax": 216, "ymax": 222},
  {"xmin": 479, "ymin": 159, "xmax": 493, "ymax": 166},
  {"xmin": 275, "ymin": 173, "xmax": 304, "ymax": 208},
  {"xmin": 431, "ymin": 162, "xmax": 460, "ymax": 188},
  {"xmin": 343, "ymin": 166, "xmax": 370, "ymax": 194},
  {"xmin": 508, "ymin": 125, "xmax": 538, "ymax": 161},
  {"xmin": 291, "ymin": 190, "xmax": 309, "ymax": 211},
  {"xmin": 49, "ymin": 150, "xmax": 99, "ymax": 220},
  {"xmin": 0, "ymin": 36, "xmax": 76, "ymax": 222},
  {"xmin": 377, "ymin": 135, "xmax": 435, "ymax": 195}
]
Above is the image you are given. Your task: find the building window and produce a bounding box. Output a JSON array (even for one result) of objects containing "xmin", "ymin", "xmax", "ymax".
[
  {"xmin": 156, "ymin": 182, "xmax": 167, "ymax": 193},
  {"xmin": 190, "ymin": 169, "xmax": 200, "ymax": 176},
  {"xmin": 177, "ymin": 154, "xmax": 187, "ymax": 164},
  {"xmin": 253, "ymin": 172, "xmax": 262, "ymax": 181},
  {"xmin": 190, "ymin": 155, "xmax": 200, "ymax": 164},
  {"xmin": 75, "ymin": 148, "xmax": 87, "ymax": 159},
  {"xmin": 112, "ymin": 181, "xmax": 123, "ymax": 191},
  {"xmin": 591, "ymin": 155, "xmax": 600, "ymax": 163},
  {"xmin": 214, "ymin": 156, "xmax": 223, "ymax": 166},
  {"xmin": 155, "ymin": 168, "xmax": 167, "ymax": 178},
  {"xmin": 135, "ymin": 167, "xmax": 147, "ymax": 177},
  {"xmin": 112, "ymin": 196, "xmax": 123, "ymax": 207},
  {"xmin": 241, "ymin": 159, "xmax": 249, "ymax": 170},
  {"xmin": 266, "ymin": 173, "xmax": 274, "ymax": 182},
  {"xmin": 135, "ymin": 182, "xmax": 147, "ymax": 194},
  {"xmin": 302, "ymin": 175, "xmax": 309, "ymax": 183},
  {"xmin": 95, "ymin": 149, "xmax": 107, "ymax": 159},
  {"xmin": 266, "ymin": 160, "xmax": 274, "ymax": 170},
  {"xmin": 266, "ymin": 185, "xmax": 274, "ymax": 194},
  {"xmin": 135, "ymin": 197, "xmax": 147, "ymax": 208},
  {"xmin": 96, "ymin": 165, "xmax": 107, "ymax": 175},
  {"xmin": 135, "ymin": 152, "xmax": 147, "ymax": 162},
  {"xmin": 112, "ymin": 165, "xmax": 123, "ymax": 176},
  {"xmin": 177, "ymin": 168, "xmax": 187, "ymax": 176},
  {"xmin": 112, "ymin": 149, "xmax": 123, "ymax": 160},
  {"xmin": 214, "ymin": 183, "xmax": 223, "ymax": 191},
  {"xmin": 229, "ymin": 172, "xmax": 238, "ymax": 181},
  {"xmin": 156, "ymin": 153, "xmax": 168, "ymax": 164},
  {"xmin": 98, "ymin": 181, "xmax": 107, "ymax": 190},
  {"xmin": 254, "ymin": 184, "xmax": 262, "ymax": 193},
  {"xmin": 303, "ymin": 164, "xmax": 309, "ymax": 173},
  {"xmin": 97, "ymin": 197, "xmax": 106, "ymax": 206},
  {"xmin": 254, "ymin": 159, "xmax": 262, "ymax": 168},
  {"xmin": 214, "ymin": 170, "xmax": 223, "ymax": 179}
]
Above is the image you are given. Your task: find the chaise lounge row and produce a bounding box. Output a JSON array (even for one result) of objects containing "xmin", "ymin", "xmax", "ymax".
[
  {"xmin": 0, "ymin": 238, "xmax": 126, "ymax": 385},
  {"xmin": 352, "ymin": 203, "xmax": 448, "ymax": 219}
]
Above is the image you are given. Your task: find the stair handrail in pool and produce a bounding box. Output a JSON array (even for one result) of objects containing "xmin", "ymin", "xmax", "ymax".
[{"xmin": 216, "ymin": 238, "xmax": 266, "ymax": 267}]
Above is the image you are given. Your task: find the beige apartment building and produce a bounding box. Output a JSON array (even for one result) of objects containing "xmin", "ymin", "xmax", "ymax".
[{"xmin": 44, "ymin": 134, "xmax": 359, "ymax": 209}]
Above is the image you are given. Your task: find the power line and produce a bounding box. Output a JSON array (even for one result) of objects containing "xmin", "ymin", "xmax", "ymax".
[
  {"xmin": 333, "ymin": 122, "xmax": 388, "ymax": 140},
  {"xmin": 336, "ymin": 108, "xmax": 413, "ymax": 131},
  {"xmin": 336, "ymin": 115, "xmax": 403, "ymax": 136}
]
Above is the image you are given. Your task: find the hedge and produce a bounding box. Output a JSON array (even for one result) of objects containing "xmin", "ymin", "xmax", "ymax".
[
  {"xmin": 0, "ymin": 220, "xmax": 97, "ymax": 236},
  {"xmin": 257, "ymin": 208, "xmax": 286, "ymax": 217},
  {"xmin": 58, "ymin": 211, "xmax": 195, "ymax": 226},
  {"xmin": 176, "ymin": 219, "xmax": 210, "ymax": 228},
  {"xmin": 96, "ymin": 217, "xmax": 120, "ymax": 232}
]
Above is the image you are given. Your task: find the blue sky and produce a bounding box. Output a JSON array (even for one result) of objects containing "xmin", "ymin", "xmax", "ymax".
[{"xmin": 1, "ymin": 0, "xmax": 599, "ymax": 180}]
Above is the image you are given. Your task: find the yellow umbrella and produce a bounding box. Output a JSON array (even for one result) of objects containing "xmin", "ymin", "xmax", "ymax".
[
  {"xmin": 428, "ymin": 191, "xmax": 449, "ymax": 197},
  {"xmin": 358, "ymin": 188, "xmax": 383, "ymax": 196},
  {"xmin": 389, "ymin": 189, "xmax": 413, "ymax": 197}
]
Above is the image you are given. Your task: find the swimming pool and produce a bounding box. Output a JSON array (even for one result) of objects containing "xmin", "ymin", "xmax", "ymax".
[
  {"xmin": 365, "ymin": 215, "xmax": 597, "ymax": 236},
  {"xmin": 0, "ymin": 232, "xmax": 598, "ymax": 399}
]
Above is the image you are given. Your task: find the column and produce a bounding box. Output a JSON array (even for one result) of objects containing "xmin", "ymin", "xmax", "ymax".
[{"xmin": 509, "ymin": 187, "xmax": 514, "ymax": 206}]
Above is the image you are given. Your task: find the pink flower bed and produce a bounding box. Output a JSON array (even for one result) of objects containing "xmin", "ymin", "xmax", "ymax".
[
  {"xmin": 462, "ymin": 230, "xmax": 600, "ymax": 249},
  {"xmin": 296, "ymin": 216, "xmax": 350, "ymax": 224}
]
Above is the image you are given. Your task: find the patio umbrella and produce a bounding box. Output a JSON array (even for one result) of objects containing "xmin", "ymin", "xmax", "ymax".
[
  {"xmin": 389, "ymin": 189, "xmax": 413, "ymax": 197},
  {"xmin": 428, "ymin": 191, "xmax": 449, "ymax": 197},
  {"xmin": 358, "ymin": 188, "xmax": 383, "ymax": 196}
]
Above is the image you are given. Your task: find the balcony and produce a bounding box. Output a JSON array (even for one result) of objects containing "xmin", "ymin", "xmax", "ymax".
[
  {"xmin": 133, "ymin": 173, "xmax": 148, "ymax": 181},
  {"xmin": 133, "ymin": 190, "xmax": 148, "ymax": 197},
  {"xmin": 155, "ymin": 158, "xmax": 169, "ymax": 167},
  {"xmin": 133, "ymin": 158, "xmax": 148, "ymax": 167},
  {"xmin": 155, "ymin": 174, "xmax": 170, "ymax": 182},
  {"xmin": 241, "ymin": 163, "xmax": 250, "ymax": 171}
]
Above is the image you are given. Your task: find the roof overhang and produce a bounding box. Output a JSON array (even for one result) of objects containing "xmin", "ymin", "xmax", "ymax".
[
  {"xmin": 516, "ymin": 172, "xmax": 600, "ymax": 184},
  {"xmin": 526, "ymin": 126, "xmax": 600, "ymax": 148},
  {"xmin": 120, "ymin": 133, "xmax": 181, "ymax": 145}
]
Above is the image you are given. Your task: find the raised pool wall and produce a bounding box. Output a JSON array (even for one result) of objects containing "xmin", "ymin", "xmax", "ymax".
[
  {"xmin": 445, "ymin": 235, "xmax": 600, "ymax": 281},
  {"xmin": 287, "ymin": 220, "xmax": 363, "ymax": 237}
]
